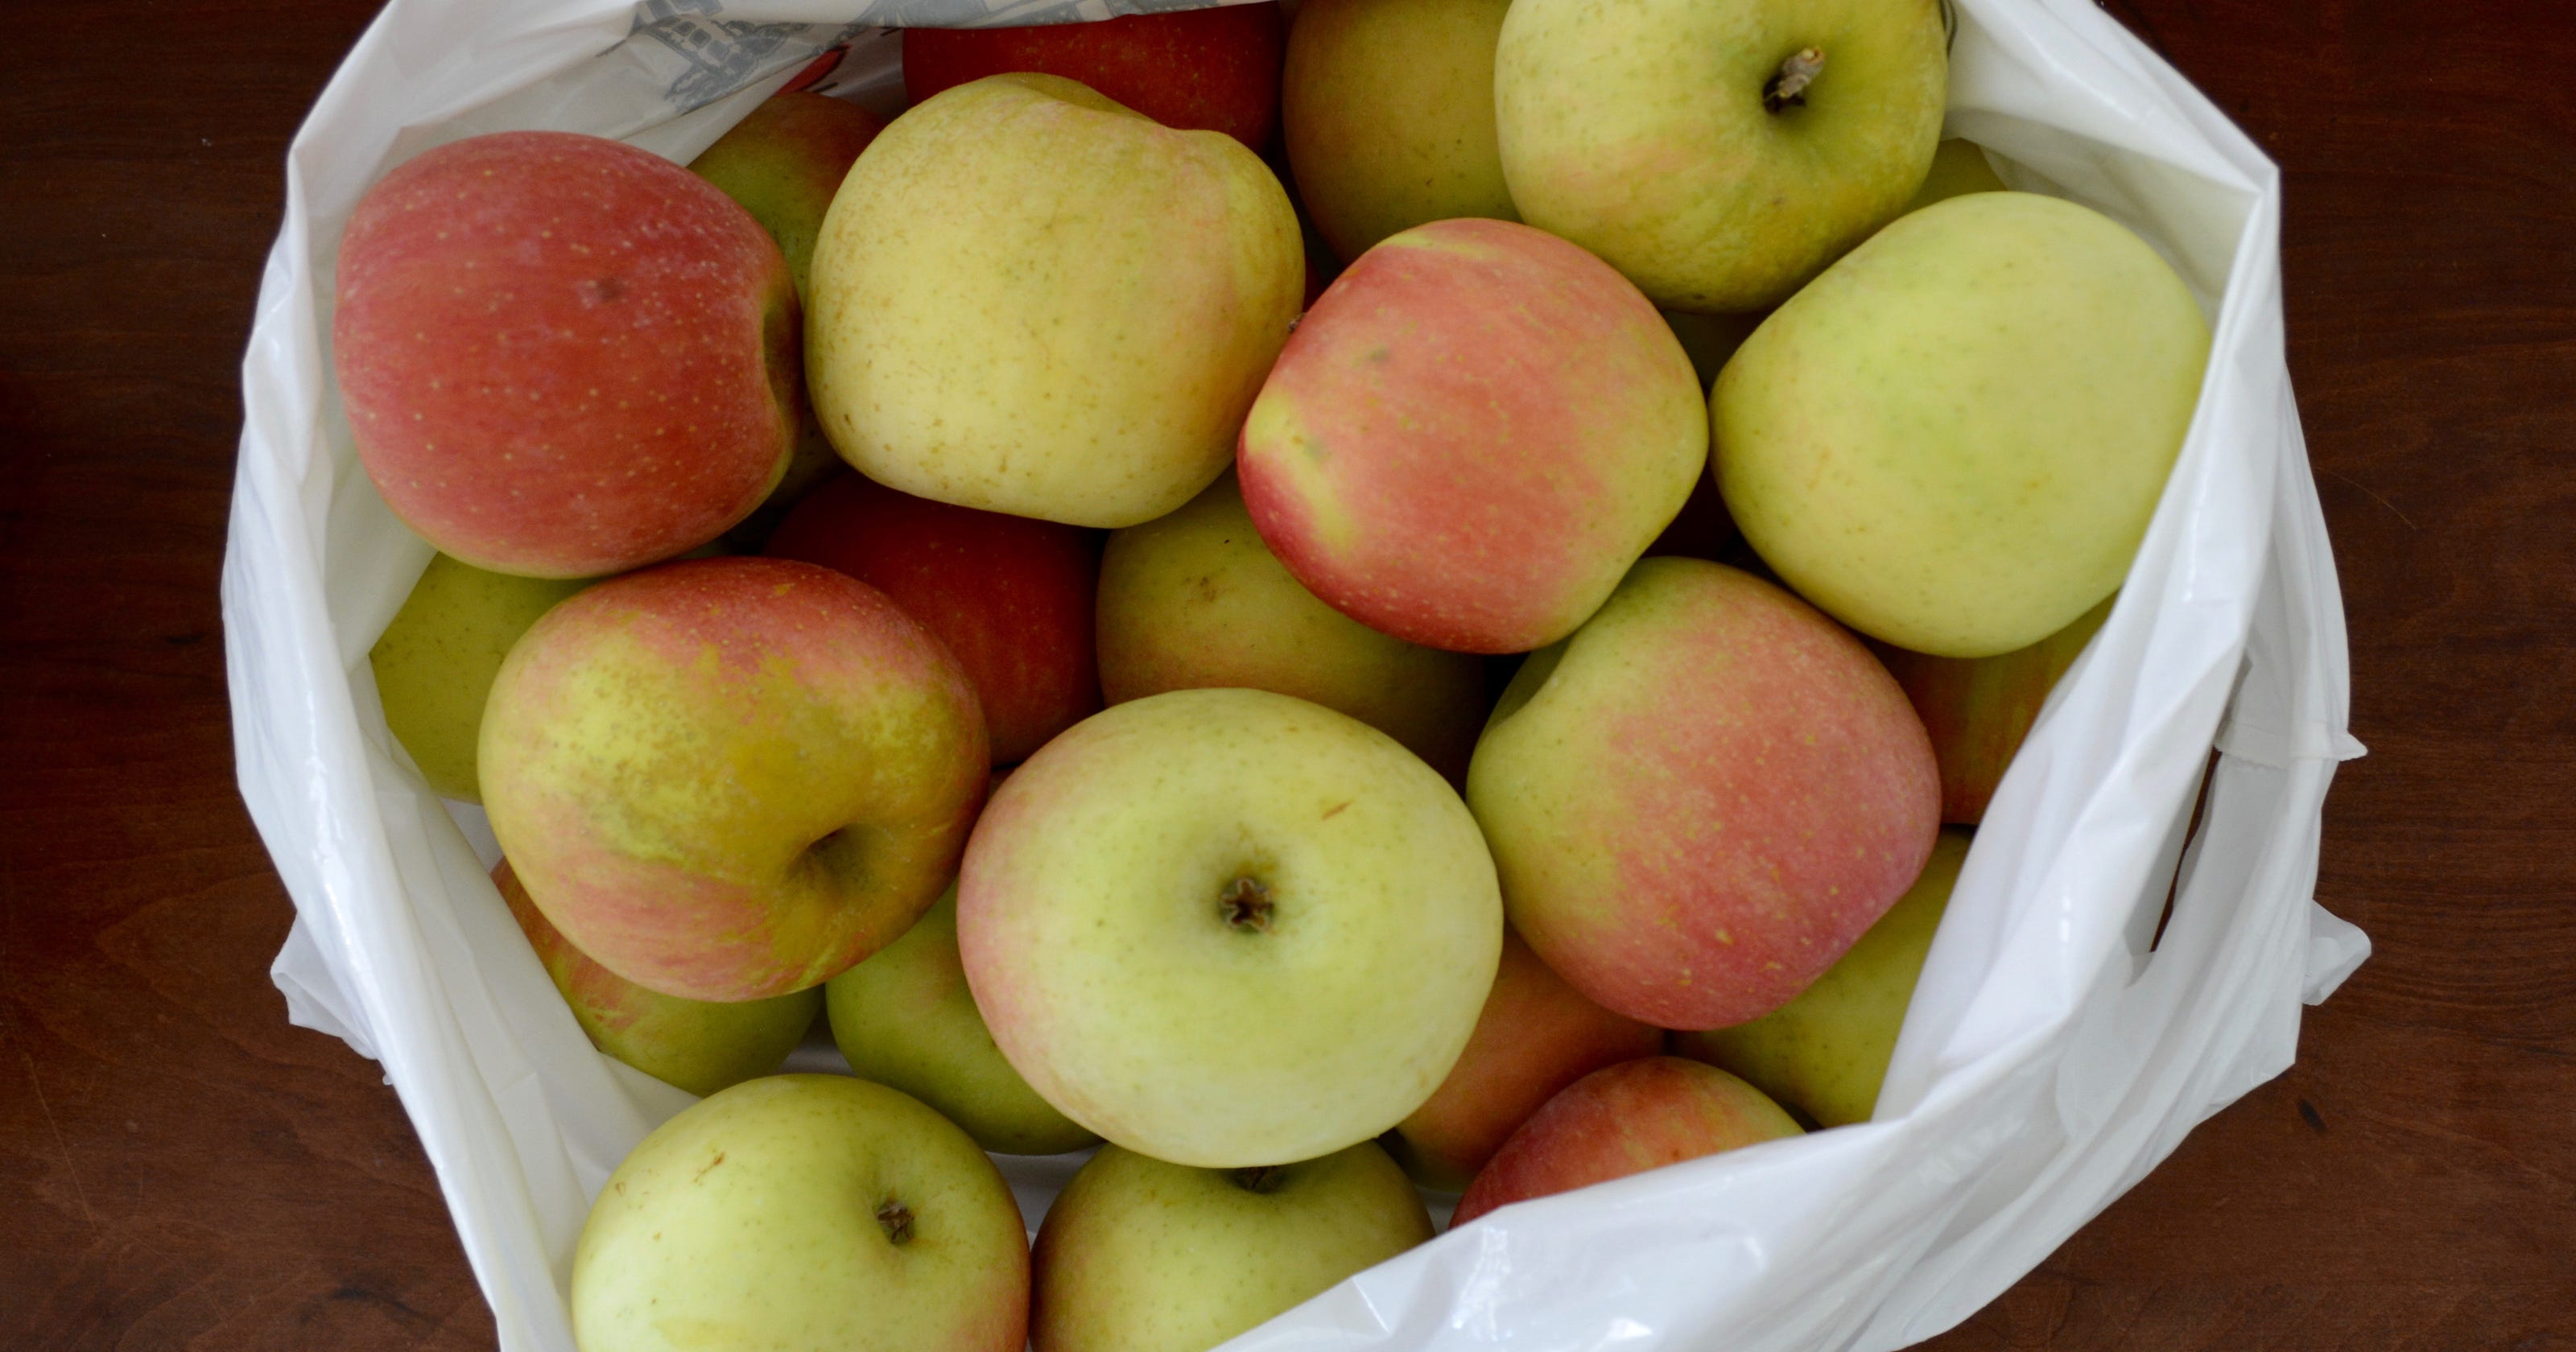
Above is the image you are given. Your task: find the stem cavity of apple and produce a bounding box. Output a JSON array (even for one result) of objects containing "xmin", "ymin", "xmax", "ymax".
[
  {"xmin": 1219, "ymin": 875, "xmax": 1274, "ymax": 933},
  {"xmin": 875, "ymin": 1199, "xmax": 914, "ymax": 1245},
  {"xmin": 1762, "ymin": 47, "xmax": 1827, "ymax": 113}
]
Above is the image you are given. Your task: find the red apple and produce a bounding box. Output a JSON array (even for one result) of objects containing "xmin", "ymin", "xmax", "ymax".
[
  {"xmin": 1450, "ymin": 1057, "xmax": 1802, "ymax": 1226},
  {"xmin": 902, "ymin": 5, "xmax": 1286, "ymax": 150},
  {"xmin": 1240, "ymin": 218, "xmax": 1706, "ymax": 653},
  {"xmin": 767, "ymin": 472, "xmax": 1101, "ymax": 765},
  {"xmin": 334, "ymin": 130, "xmax": 797, "ymax": 578},
  {"xmin": 1876, "ymin": 594, "xmax": 2116, "ymax": 823},
  {"xmin": 1388, "ymin": 929, "xmax": 1662, "ymax": 1191}
]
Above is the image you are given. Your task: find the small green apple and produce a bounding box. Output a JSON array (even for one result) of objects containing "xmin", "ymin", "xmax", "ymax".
[
  {"xmin": 1030, "ymin": 1141, "xmax": 1431, "ymax": 1352},
  {"xmin": 1903, "ymin": 137, "xmax": 2009, "ymax": 212},
  {"xmin": 826, "ymin": 888, "xmax": 1099, "ymax": 1156},
  {"xmin": 572, "ymin": 1074, "xmax": 1029, "ymax": 1352},
  {"xmin": 367, "ymin": 553, "xmax": 589, "ymax": 802},
  {"xmin": 1675, "ymin": 828, "xmax": 1969, "ymax": 1127}
]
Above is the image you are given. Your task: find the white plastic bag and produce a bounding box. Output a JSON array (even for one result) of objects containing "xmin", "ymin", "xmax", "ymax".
[{"xmin": 224, "ymin": 1, "xmax": 2369, "ymax": 1347}]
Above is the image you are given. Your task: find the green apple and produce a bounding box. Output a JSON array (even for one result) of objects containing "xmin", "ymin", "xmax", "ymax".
[
  {"xmin": 808, "ymin": 74, "xmax": 1302, "ymax": 528},
  {"xmin": 1675, "ymin": 828, "xmax": 1968, "ymax": 1127},
  {"xmin": 572, "ymin": 1074, "xmax": 1029, "ymax": 1352},
  {"xmin": 1715, "ymin": 192, "xmax": 2211, "ymax": 657},
  {"xmin": 1877, "ymin": 596, "xmax": 2115, "ymax": 822},
  {"xmin": 1904, "ymin": 137, "xmax": 2009, "ymax": 212},
  {"xmin": 1096, "ymin": 471, "xmax": 1485, "ymax": 780},
  {"xmin": 826, "ymin": 887, "xmax": 1099, "ymax": 1156},
  {"xmin": 1281, "ymin": 0, "xmax": 1518, "ymax": 262},
  {"xmin": 957, "ymin": 688, "xmax": 1502, "ymax": 1167},
  {"xmin": 497, "ymin": 859, "xmax": 816, "ymax": 1098},
  {"xmin": 367, "ymin": 553, "xmax": 589, "ymax": 802},
  {"xmin": 1030, "ymin": 1141, "xmax": 1431, "ymax": 1352},
  {"xmin": 1495, "ymin": 0, "xmax": 1947, "ymax": 311}
]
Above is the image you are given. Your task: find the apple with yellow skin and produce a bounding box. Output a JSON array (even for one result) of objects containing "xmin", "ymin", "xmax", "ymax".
[
  {"xmin": 807, "ymin": 74, "xmax": 1302, "ymax": 528},
  {"xmin": 1451, "ymin": 1057, "xmax": 1802, "ymax": 1226},
  {"xmin": 368, "ymin": 554, "xmax": 589, "ymax": 802}
]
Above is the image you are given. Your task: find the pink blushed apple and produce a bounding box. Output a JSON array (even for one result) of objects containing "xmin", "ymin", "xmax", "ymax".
[{"xmin": 1451, "ymin": 1057, "xmax": 1802, "ymax": 1226}]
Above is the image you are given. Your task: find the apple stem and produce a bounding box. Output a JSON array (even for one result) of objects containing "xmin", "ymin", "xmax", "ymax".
[
  {"xmin": 1763, "ymin": 47, "xmax": 1827, "ymax": 113},
  {"xmin": 1232, "ymin": 1164, "xmax": 1286, "ymax": 1193},
  {"xmin": 1219, "ymin": 876, "xmax": 1274, "ymax": 933},
  {"xmin": 875, "ymin": 1199, "xmax": 914, "ymax": 1245}
]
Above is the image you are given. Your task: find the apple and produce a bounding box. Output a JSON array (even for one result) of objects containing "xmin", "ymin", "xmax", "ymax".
[
  {"xmin": 768, "ymin": 472, "xmax": 1101, "ymax": 765},
  {"xmin": 1878, "ymin": 595, "xmax": 2116, "ymax": 822},
  {"xmin": 1281, "ymin": 0, "xmax": 1518, "ymax": 262},
  {"xmin": 1096, "ymin": 471, "xmax": 1484, "ymax": 780},
  {"xmin": 1030, "ymin": 1141, "xmax": 1431, "ymax": 1352},
  {"xmin": 1387, "ymin": 928, "xmax": 1662, "ymax": 1192},
  {"xmin": 368, "ymin": 554, "xmax": 589, "ymax": 802},
  {"xmin": 808, "ymin": 74, "xmax": 1301, "ymax": 530},
  {"xmin": 1674, "ymin": 828, "xmax": 1967, "ymax": 1127},
  {"xmin": 688, "ymin": 91, "xmax": 890, "ymax": 545},
  {"xmin": 572, "ymin": 1074, "xmax": 1028, "ymax": 1352},
  {"xmin": 1468, "ymin": 558, "xmax": 1939, "ymax": 1029},
  {"xmin": 480, "ymin": 556, "xmax": 988, "ymax": 1001},
  {"xmin": 903, "ymin": 5, "xmax": 1286, "ymax": 151},
  {"xmin": 495, "ymin": 859, "xmax": 817, "ymax": 1097},
  {"xmin": 1450, "ymin": 1057, "xmax": 1802, "ymax": 1226},
  {"xmin": 1239, "ymin": 217, "xmax": 1705, "ymax": 653},
  {"xmin": 334, "ymin": 130, "xmax": 796, "ymax": 577},
  {"xmin": 958, "ymin": 687, "xmax": 1501, "ymax": 1167},
  {"xmin": 826, "ymin": 886, "xmax": 1099, "ymax": 1156},
  {"xmin": 1493, "ymin": 0, "xmax": 1947, "ymax": 311},
  {"xmin": 1905, "ymin": 137, "xmax": 2010, "ymax": 212},
  {"xmin": 1715, "ymin": 192, "xmax": 2210, "ymax": 657}
]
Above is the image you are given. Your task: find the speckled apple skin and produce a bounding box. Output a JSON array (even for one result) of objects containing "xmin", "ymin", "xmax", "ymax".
[
  {"xmin": 481, "ymin": 557, "xmax": 988, "ymax": 1002},
  {"xmin": 572, "ymin": 1075, "xmax": 1029, "ymax": 1352},
  {"xmin": 1468, "ymin": 558, "xmax": 1939, "ymax": 1029},
  {"xmin": 334, "ymin": 130, "xmax": 797, "ymax": 578},
  {"xmin": 957, "ymin": 687, "xmax": 1501, "ymax": 1168},
  {"xmin": 1239, "ymin": 217, "xmax": 1705, "ymax": 654},
  {"xmin": 1451, "ymin": 1057, "xmax": 1802, "ymax": 1226}
]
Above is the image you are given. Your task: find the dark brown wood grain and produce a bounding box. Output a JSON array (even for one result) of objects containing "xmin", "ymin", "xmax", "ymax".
[{"xmin": 3, "ymin": 1, "xmax": 2570, "ymax": 1348}]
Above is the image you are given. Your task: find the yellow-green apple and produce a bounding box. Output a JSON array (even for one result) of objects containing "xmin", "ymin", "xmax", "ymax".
[
  {"xmin": 1239, "ymin": 218, "xmax": 1705, "ymax": 653},
  {"xmin": 572, "ymin": 1074, "xmax": 1028, "ymax": 1352},
  {"xmin": 807, "ymin": 74, "xmax": 1302, "ymax": 529},
  {"xmin": 826, "ymin": 887, "xmax": 1099, "ymax": 1156},
  {"xmin": 1904, "ymin": 137, "xmax": 2009, "ymax": 211},
  {"xmin": 1281, "ymin": 0, "xmax": 1517, "ymax": 262},
  {"xmin": 1387, "ymin": 928, "xmax": 1662, "ymax": 1191},
  {"xmin": 334, "ymin": 130, "xmax": 797, "ymax": 577},
  {"xmin": 368, "ymin": 554, "xmax": 588, "ymax": 802},
  {"xmin": 1674, "ymin": 828, "xmax": 1967, "ymax": 1127},
  {"xmin": 1715, "ymin": 192, "xmax": 2210, "ymax": 656},
  {"xmin": 481, "ymin": 557, "xmax": 987, "ymax": 1001},
  {"xmin": 768, "ymin": 472, "xmax": 1101, "ymax": 765},
  {"xmin": 957, "ymin": 687, "xmax": 1501, "ymax": 1167},
  {"xmin": 1468, "ymin": 558, "xmax": 1938, "ymax": 1028},
  {"xmin": 1030, "ymin": 1141, "xmax": 1430, "ymax": 1352},
  {"xmin": 1878, "ymin": 596, "xmax": 2115, "ymax": 822},
  {"xmin": 904, "ymin": 5, "xmax": 1286, "ymax": 150},
  {"xmin": 1494, "ymin": 0, "xmax": 1947, "ymax": 312},
  {"xmin": 1450, "ymin": 1057, "xmax": 1802, "ymax": 1226},
  {"xmin": 688, "ymin": 92, "xmax": 890, "ymax": 545},
  {"xmin": 495, "ymin": 859, "xmax": 816, "ymax": 1097},
  {"xmin": 1096, "ymin": 472, "xmax": 1483, "ymax": 779}
]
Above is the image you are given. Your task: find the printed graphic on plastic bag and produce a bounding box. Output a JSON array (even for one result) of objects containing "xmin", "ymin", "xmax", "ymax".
[{"xmin": 222, "ymin": 1, "xmax": 2368, "ymax": 1349}]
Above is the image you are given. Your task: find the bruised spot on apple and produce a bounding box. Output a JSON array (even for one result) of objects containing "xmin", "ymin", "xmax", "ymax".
[
  {"xmin": 481, "ymin": 557, "xmax": 988, "ymax": 1002},
  {"xmin": 1451, "ymin": 1057, "xmax": 1802, "ymax": 1226},
  {"xmin": 903, "ymin": 3, "xmax": 1286, "ymax": 151}
]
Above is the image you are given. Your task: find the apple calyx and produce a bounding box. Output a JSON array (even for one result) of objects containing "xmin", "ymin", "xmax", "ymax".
[
  {"xmin": 1230, "ymin": 1164, "xmax": 1287, "ymax": 1194},
  {"xmin": 875, "ymin": 1198, "xmax": 915, "ymax": 1244},
  {"xmin": 1219, "ymin": 876, "xmax": 1275, "ymax": 933},
  {"xmin": 1762, "ymin": 47, "xmax": 1827, "ymax": 113}
]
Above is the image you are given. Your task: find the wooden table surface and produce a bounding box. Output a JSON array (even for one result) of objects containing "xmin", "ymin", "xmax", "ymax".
[{"xmin": 3, "ymin": 1, "xmax": 2570, "ymax": 1346}]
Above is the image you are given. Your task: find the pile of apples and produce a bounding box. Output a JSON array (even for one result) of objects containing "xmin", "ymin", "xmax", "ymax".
[{"xmin": 343, "ymin": 0, "xmax": 2211, "ymax": 1348}]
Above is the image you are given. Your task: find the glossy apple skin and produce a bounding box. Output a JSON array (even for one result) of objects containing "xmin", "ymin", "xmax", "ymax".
[
  {"xmin": 334, "ymin": 130, "xmax": 796, "ymax": 578},
  {"xmin": 1451, "ymin": 1057, "xmax": 1802, "ymax": 1226},
  {"xmin": 369, "ymin": 554, "xmax": 591, "ymax": 802},
  {"xmin": 481, "ymin": 557, "xmax": 988, "ymax": 1001},
  {"xmin": 572, "ymin": 1075, "xmax": 1029, "ymax": 1352},
  {"xmin": 958, "ymin": 688, "xmax": 1501, "ymax": 1168},
  {"xmin": 769, "ymin": 472, "xmax": 1101, "ymax": 765},
  {"xmin": 496, "ymin": 859, "xmax": 816, "ymax": 1097},
  {"xmin": 1675, "ymin": 828, "xmax": 1967, "ymax": 1127},
  {"xmin": 1096, "ymin": 471, "xmax": 1483, "ymax": 779},
  {"xmin": 1240, "ymin": 217, "xmax": 1705, "ymax": 653},
  {"xmin": 1468, "ymin": 558, "xmax": 1940, "ymax": 1028},
  {"xmin": 1031, "ymin": 1142, "xmax": 1430, "ymax": 1352},
  {"xmin": 902, "ymin": 4, "xmax": 1286, "ymax": 150},
  {"xmin": 1877, "ymin": 595, "xmax": 2115, "ymax": 822},
  {"xmin": 1389, "ymin": 928, "xmax": 1662, "ymax": 1191}
]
